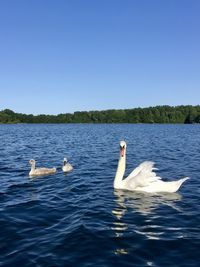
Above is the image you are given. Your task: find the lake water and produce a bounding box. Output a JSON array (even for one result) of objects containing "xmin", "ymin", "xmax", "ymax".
[{"xmin": 0, "ymin": 124, "xmax": 199, "ymax": 267}]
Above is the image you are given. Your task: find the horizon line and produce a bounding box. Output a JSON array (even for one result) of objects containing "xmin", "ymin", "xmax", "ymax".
[{"xmin": 1, "ymin": 104, "xmax": 200, "ymax": 116}]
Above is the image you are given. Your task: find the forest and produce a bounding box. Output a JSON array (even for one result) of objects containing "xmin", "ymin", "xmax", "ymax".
[{"xmin": 0, "ymin": 105, "xmax": 200, "ymax": 124}]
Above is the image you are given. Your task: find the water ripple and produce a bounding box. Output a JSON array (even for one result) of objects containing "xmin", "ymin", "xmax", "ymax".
[{"xmin": 0, "ymin": 124, "xmax": 200, "ymax": 267}]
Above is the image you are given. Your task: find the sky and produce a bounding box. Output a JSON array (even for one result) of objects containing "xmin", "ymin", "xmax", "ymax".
[{"xmin": 0, "ymin": 0, "xmax": 200, "ymax": 115}]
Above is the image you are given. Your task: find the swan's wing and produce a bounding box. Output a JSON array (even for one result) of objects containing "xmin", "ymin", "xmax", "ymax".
[
  {"xmin": 126, "ymin": 161, "xmax": 157, "ymax": 182},
  {"xmin": 125, "ymin": 161, "xmax": 161, "ymax": 189},
  {"xmin": 35, "ymin": 167, "xmax": 56, "ymax": 174}
]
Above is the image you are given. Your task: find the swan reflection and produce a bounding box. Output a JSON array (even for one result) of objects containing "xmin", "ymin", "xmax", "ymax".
[
  {"xmin": 113, "ymin": 189, "xmax": 182, "ymax": 216},
  {"xmin": 112, "ymin": 190, "xmax": 182, "ymax": 254}
]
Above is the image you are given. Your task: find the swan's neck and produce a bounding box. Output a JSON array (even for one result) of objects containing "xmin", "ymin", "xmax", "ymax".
[
  {"xmin": 31, "ymin": 163, "xmax": 35, "ymax": 172},
  {"xmin": 114, "ymin": 154, "xmax": 126, "ymax": 189}
]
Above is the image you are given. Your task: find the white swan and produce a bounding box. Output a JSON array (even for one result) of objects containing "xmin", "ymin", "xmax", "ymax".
[
  {"xmin": 62, "ymin": 157, "xmax": 73, "ymax": 173},
  {"xmin": 29, "ymin": 159, "xmax": 56, "ymax": 176},
  {"xmin": 114, "ymin": 141, "xmax": 189, "ymax": 193}
]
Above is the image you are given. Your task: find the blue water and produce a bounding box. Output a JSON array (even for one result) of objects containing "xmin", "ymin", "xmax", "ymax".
[{"xmin": 0, "ymin": 124, "xmax": 199, "ymax": 267}]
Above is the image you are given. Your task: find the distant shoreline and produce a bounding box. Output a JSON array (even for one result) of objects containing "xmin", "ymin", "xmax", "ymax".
[{"xmin": 0, "ymin": 105, "xmax": 200, "ymax": 124}]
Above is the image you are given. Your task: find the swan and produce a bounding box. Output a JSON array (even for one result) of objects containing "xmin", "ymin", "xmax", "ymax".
[
  {"xmin": 114, "ymin": 141, "xmax": 189, "ymax": 193},
  {"xmin": 62, "ymin": 157, "xmax": 73, "ymax": 173},
  {"xmin": 29, "ymin": 159, "xmax": 56, "ymax": 176}
]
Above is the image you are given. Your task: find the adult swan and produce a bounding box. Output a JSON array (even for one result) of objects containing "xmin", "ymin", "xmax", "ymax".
[{"xmin": 114, "ymin": 141, "xmax": 189, "ymax": 193}]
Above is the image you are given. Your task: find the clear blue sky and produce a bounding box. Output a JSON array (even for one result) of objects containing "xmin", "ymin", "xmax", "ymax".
[{"xmin": 0, "ymin": 0, "xmax": 199, "ymax": 115}]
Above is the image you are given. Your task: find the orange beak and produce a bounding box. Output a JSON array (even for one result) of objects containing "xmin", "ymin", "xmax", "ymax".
[{"xmin": 120, "ymin": 146, "xmax": 125, "ymax": 157}]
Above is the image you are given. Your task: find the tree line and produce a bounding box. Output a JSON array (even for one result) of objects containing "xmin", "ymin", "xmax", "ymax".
[{"xmin": 0, "ymin": 105, "xmax": 200, "ymax": 124}]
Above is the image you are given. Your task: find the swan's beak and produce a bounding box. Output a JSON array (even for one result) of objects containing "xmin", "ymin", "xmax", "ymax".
[{"xmin": 120, "ymin": 146, "xmax": 125, "ymax": 157}]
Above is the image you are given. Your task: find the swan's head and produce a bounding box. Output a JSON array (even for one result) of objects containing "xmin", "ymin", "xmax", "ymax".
[
  {"xmin": 120, "ymin": 140, "xmax": 126, "ymax": 157},
  {"xmin": 29, "ymin": 159, "xmax": 35, "ymax": 165},
  {"xmin": 63, "ymin": 158, "xmax": 68, "ymax": 165}
]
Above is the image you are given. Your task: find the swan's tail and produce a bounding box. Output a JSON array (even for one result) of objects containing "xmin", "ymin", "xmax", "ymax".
[
  {"xmin": 179, "ymin": 177, "xmax": 190, "ymax": 184},
  {"xmin": 175, "ymin": 177, "xmax": 190, "ymax": 192}
]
